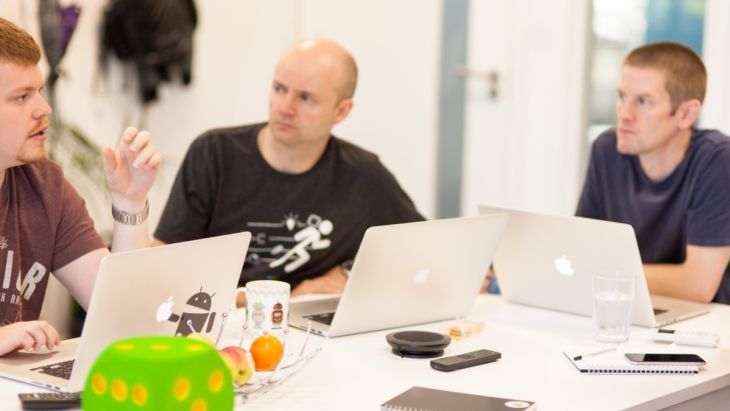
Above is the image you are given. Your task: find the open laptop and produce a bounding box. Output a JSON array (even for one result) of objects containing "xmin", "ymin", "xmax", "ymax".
[
  {"xmin": 0, "ymin": 232, "xmax": 250, "ymax": 392},
  {"xmin": 478, "ymin": 204, "xmax": 709, "ymax": 327},
  {"xmin": 289, "ymin": 214, "xmax": 508, "ymax": 337}
]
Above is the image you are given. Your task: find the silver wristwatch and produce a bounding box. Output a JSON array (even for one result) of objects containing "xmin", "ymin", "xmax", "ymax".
[
  {"xmin": 341, "ymin": 259, "xmax": 354, "ymax": 276},
  {"xmin": 111, "ymin": 200, "xmax": 149, "ymax": 225}
]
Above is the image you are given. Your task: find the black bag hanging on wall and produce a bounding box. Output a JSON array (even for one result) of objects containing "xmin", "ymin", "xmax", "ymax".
[{"xmin": 101, "ymin": 0, "xmax": 198, "ymax": 104}]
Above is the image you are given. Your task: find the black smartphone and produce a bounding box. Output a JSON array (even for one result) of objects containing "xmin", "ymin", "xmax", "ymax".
[
  {"xmin": 430, "ymin": 349, "xmax": 501, "ymax": 372},
  {"xmin": 18, "ymin": 392, "xmax": 81, "ymax": 410},
  {"xmin": 624, "ymin": 353, "xmax": 706, "ymax": 366}
]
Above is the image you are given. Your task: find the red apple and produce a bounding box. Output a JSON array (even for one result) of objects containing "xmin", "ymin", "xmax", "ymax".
[{"xmin": 219, "ymin": 346, "xmax": 254, "ymax": 386}]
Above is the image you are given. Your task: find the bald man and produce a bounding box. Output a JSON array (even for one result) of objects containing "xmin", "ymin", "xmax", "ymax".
[{"xmin": 154, "ymin": 39, "xmax": 423, "ymax": 296}]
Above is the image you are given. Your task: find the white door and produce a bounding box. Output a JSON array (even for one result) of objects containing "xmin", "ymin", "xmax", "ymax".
[{"xmin": 460, "ymin": 0, "xmax": 591, "ymax": 216}]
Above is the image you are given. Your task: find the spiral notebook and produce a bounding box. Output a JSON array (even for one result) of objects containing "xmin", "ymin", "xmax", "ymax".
[
  {"xmin": 380, "ymin": 386, "xmax": 536, "ymax": 411},
  {"xmin": 563, "ymin": 348, "xmax": 700, "ymax": 375}
]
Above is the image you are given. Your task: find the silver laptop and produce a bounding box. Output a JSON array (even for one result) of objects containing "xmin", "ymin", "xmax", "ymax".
[
  {"xmin": 289, "ymin": 214, "xmax": 508, "ymax": 337},
  {"xmin": 0, "ymin": 232, "xmax": 250, "ymax": 392},
  {"xmin": 478, "ymin": 204, "xmax": 709, "ymax": 327}
]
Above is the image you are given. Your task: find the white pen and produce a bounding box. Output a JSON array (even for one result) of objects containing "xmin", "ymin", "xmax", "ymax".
[{"xmin": 572, "ymin": 346, "xmax": 617, "ymax": 361}]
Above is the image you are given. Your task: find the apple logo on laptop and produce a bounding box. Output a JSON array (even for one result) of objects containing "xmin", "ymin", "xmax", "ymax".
[
  {"xmin": 413, "ymin": 268, "xmax": 431, "ymax": 285},
  {"xmin": 554, "ymin": 255, "xmax": 575, "ymax": 276},
  {"xmin": 156, "ymin": 296, "xmax": 175, "ymax": 322}
]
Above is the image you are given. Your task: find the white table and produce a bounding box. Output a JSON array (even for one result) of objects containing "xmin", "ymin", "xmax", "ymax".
[
  {"xmin": 239, "ymin": 295, "xmax": 730, "ymax": 410},
  {"xmin": 2, "ymin": 295, "xmax": 729, "ymax": 410}
]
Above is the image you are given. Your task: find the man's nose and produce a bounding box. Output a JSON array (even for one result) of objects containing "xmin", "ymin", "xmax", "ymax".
[
  {"xmin": 278, "ymin": 94, "xmax": 296, "ymax": 117},
  {"xmin": 616, "ymin": 100, "xmax": 633, "ymax": 122},
  {"xmin": 32, "ymin": 94, "xmax": 52, "ymax": 120}
]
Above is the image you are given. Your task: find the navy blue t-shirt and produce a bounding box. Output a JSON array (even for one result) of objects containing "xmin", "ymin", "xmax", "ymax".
[{"xmin": 576, "ymin": 128, "xmax": 730, "ymax": 303}]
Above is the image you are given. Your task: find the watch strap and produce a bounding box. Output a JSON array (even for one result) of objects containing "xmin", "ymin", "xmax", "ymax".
[{"xmin": 111, "ymin": 200, "xmax": 149, "ymax": 225}]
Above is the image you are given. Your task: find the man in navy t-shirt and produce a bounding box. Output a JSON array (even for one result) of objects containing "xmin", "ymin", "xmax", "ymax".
[{"xmin": 576, "ymin": 42, "xmax": 730, "ymax": 304}]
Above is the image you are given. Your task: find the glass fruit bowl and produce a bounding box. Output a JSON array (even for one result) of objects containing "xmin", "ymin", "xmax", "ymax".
[{"xmin": 212, "ymin": 311, "xmax": 327, "ymax": 404}]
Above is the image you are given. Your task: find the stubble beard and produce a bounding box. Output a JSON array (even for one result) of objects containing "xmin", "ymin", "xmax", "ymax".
[
  {"xmin": 16, "ymin": 142, "xmax": 47, "ymax": 165},
  {"xmin": 615, "ymin": 131, "xmax": 640, "ymax": 156},
  {"xmin": 18, "ymin": 120, "xmax": 50, "ymax": 164}
]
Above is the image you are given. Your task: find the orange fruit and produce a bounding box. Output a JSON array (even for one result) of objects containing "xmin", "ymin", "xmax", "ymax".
[{"xmin": 249, "ymin": 335, "xmax": 284, "ymax": 371}]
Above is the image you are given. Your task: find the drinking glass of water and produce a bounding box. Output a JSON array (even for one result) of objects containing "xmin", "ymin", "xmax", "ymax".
[{"xmin": 592, "ymin": 271, "xmax": 635, "ymax": 343}]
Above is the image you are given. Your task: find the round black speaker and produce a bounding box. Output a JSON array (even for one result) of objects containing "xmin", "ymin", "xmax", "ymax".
[{"xmin": 385, "ymin": 331, "xmax": 451, "ymax": 358}]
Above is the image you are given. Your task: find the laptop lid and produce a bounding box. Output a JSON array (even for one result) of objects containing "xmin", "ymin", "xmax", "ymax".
[
  {"xmin": 0, "ymin": 232, "xmax": 250, "ymax": 391},
  {"xmin": 478, "ymin": 204, "xmax": 708, "ymax": 327},
  {"xmin": 289, "ymin": 214, "xmax": 508, "ymax": 337}
]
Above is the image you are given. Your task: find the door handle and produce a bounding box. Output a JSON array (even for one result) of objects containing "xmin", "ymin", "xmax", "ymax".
[{"xmin": 454, "ymin": 65, "xmax": 499, "ymax": 100}]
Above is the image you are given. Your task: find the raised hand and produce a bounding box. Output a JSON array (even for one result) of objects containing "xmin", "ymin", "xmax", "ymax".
[{"xmin": 102, "ymin": 126, "xmax": 162, "ymax": 208}]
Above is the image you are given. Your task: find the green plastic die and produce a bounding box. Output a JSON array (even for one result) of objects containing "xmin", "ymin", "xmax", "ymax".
[{"xmin": 82, "ymin": 336, "xmax": 233, "ymax": 411}]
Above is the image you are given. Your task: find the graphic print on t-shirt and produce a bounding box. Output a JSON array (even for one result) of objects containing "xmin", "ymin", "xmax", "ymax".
[
  {"xmin": 246, "ymin": 213, "xmax": 334, "ymax": 273},
  {"xmin": 0, "ymin": 236, "xmax": 49, "ymax": 324}
]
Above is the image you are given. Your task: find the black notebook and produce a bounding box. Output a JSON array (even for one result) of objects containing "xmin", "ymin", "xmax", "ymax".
[{"xmin": 381, "ymin": 386, "xmax": 536, "ymax": 411}]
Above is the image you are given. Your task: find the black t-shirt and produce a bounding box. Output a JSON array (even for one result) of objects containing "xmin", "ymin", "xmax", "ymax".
[
  {"xmin": 155, "ymin": 123, "xmax": 424, "ymax": 287},
  {"xmin": 576, "ymin": 128, "xmax": 730, "ymax": 303}
]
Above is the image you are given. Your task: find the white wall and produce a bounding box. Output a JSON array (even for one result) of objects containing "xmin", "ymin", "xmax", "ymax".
[{"xmin": 702, "ymin": 0, "xmax": 730, "ymax": 134}]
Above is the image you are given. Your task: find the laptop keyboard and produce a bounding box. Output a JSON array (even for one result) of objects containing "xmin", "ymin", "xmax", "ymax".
[
  {"xmin": 30, "ymin": 359, "xmax": 75, "ymax": 380},
  {"xmin": 304, "ymin": 312, "xmax": 335, "ymax": 325}
]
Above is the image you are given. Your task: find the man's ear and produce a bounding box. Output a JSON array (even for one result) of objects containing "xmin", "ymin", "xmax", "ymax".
[
  {"xmin": 676, "ymin": 99, "xmax": 702, "ymax": 129},
  {"xmin": 333, "ymin": 98, "xmax": 353, "ymax": 125}
]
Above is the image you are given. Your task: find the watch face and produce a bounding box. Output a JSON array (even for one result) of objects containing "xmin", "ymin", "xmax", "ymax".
[{"xmin": 341, "ymin": 260, "xmax": 354, "ymax": 275}]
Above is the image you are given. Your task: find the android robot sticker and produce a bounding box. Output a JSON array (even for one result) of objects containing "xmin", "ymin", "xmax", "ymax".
[{"xmin": 156, "ymin": 288, "xmax": 217, "ymax": 336}]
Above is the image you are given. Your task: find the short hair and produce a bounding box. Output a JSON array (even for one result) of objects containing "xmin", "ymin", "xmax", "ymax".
[
  {"xmin": 624, "ymin": 42, "xmax": 706, "ymax": 112},
  {"xmin": 0, "ymin": 18, "xmax": 41, "ymax": 66}
]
